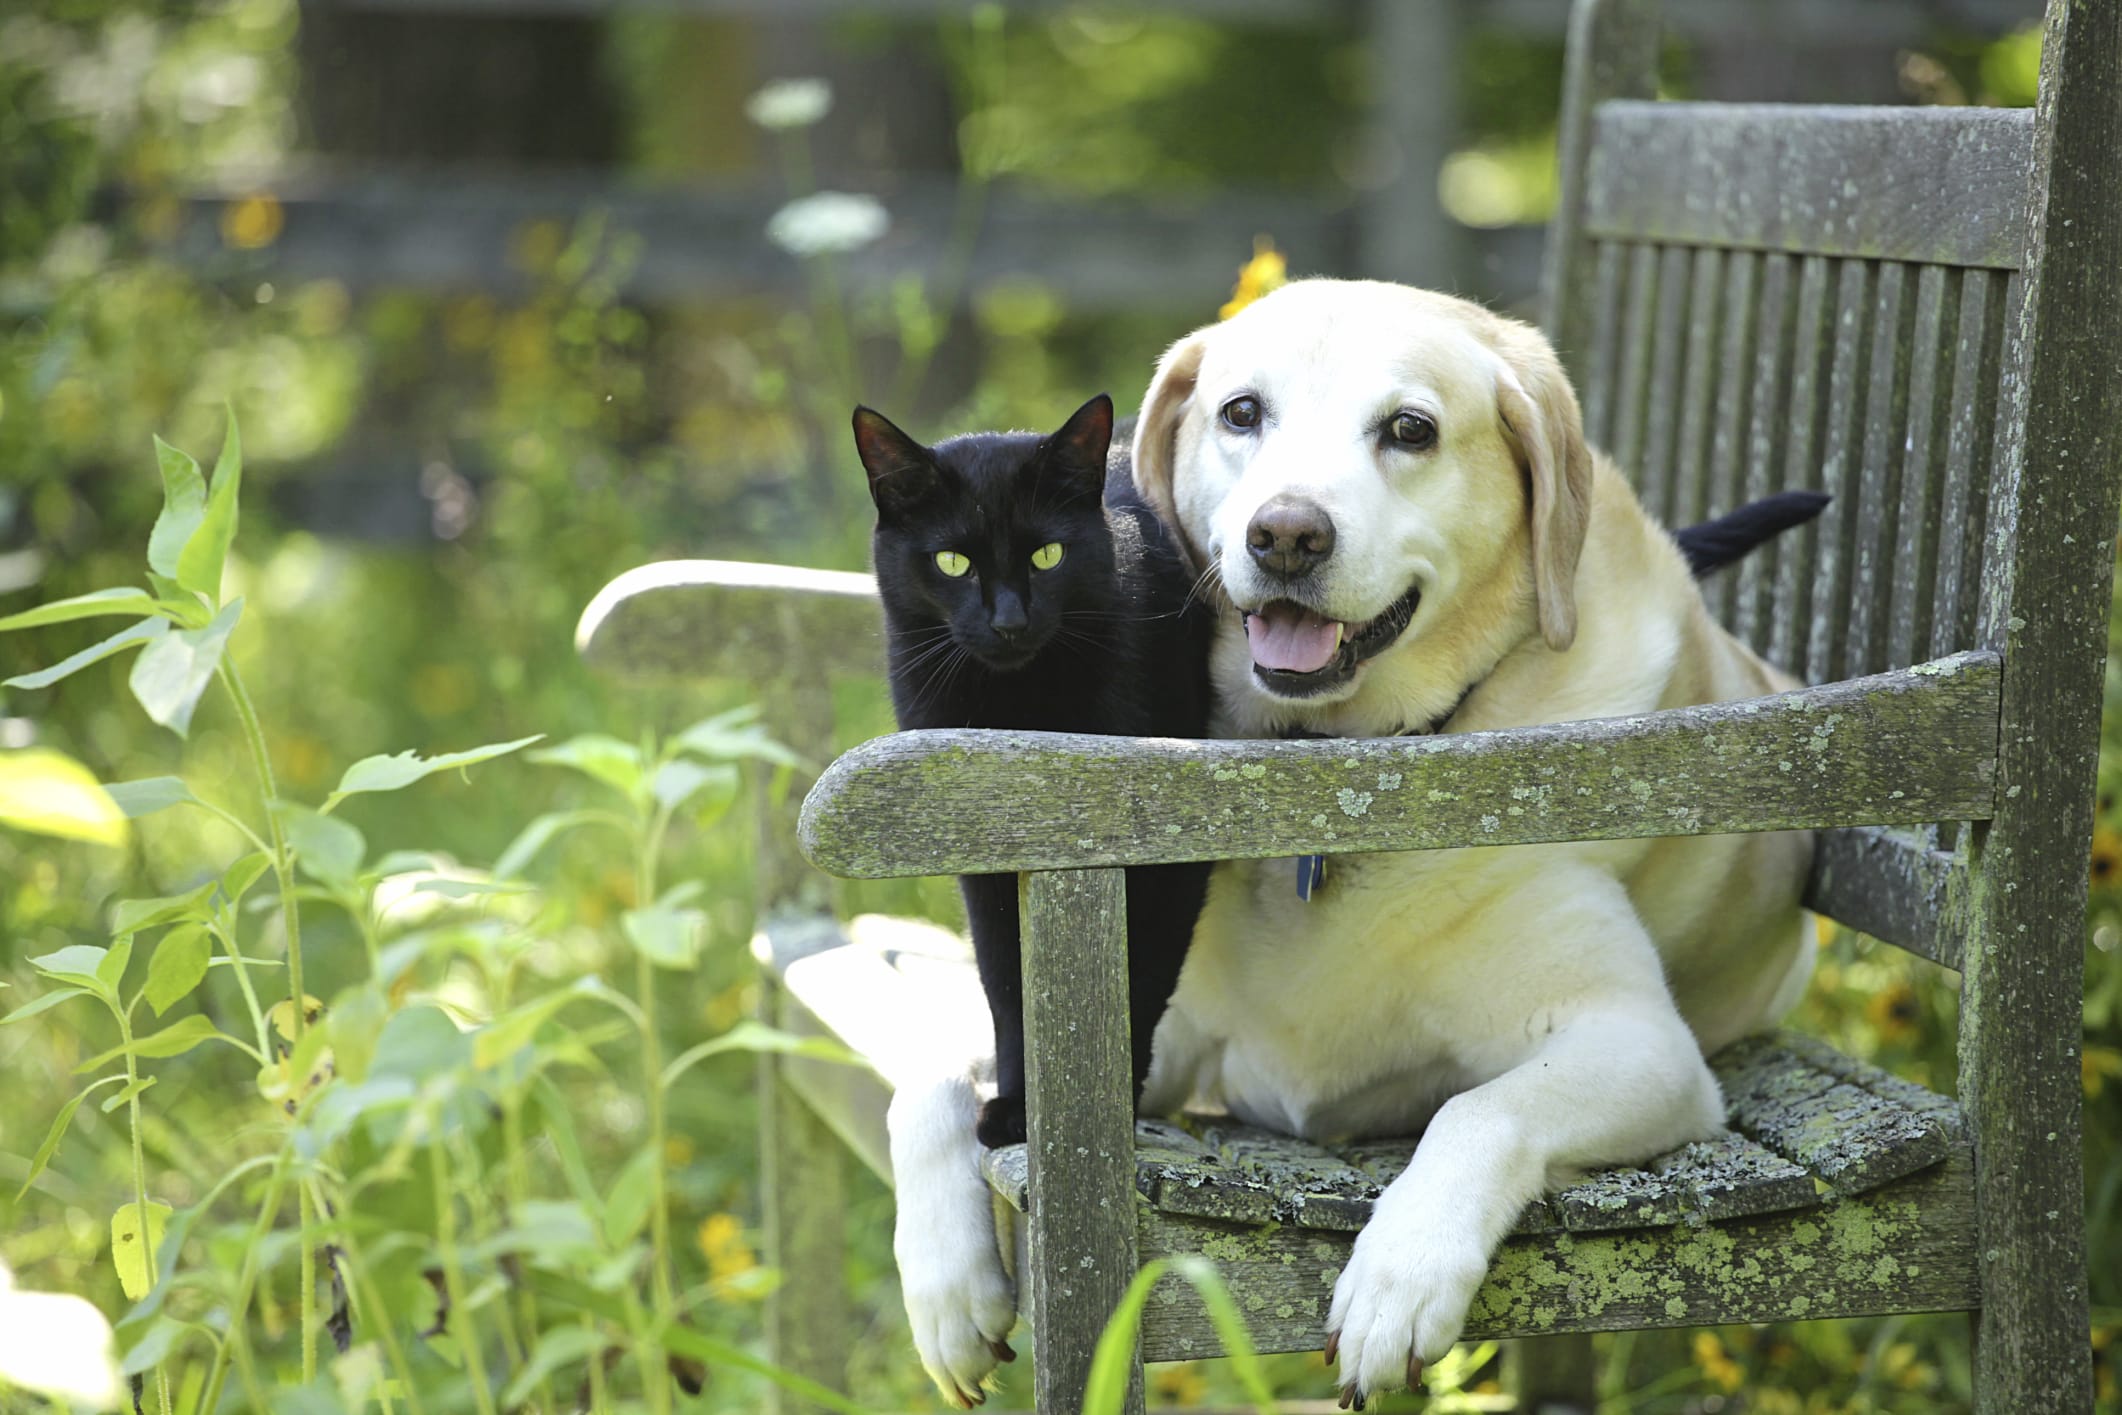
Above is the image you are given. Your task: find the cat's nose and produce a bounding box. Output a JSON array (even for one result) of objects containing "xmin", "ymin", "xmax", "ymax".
[
  {"xmin": 1246, "ymin": 496, "xmax": 1336, "ymax": 579},
  {"xmin": 991, "ymin": 590, "xmax": 1029, "ymax": 638}
]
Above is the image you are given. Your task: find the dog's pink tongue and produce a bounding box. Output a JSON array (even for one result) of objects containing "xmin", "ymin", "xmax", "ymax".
[{"xmin": 1246, "ymin": 605, "xmax": 1342, "ymax": 673}]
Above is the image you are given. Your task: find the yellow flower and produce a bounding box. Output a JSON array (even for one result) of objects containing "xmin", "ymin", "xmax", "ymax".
[
  {"xmin": 1814, "ymin": 913, "xmax": 1838, "ymax": 949},
  {"xmin": 698, "ymin": 1212, "xmax": 759, "ymax": 1286},
  {"xmin": 1691, "ymin": 1331, "xmax": 1743, "ymax": 1393},
  {"xmin": 1865, "ymin": 981, "xmax": 1921, "ymax": 1045},
  {"xmin": 221, "ymin": 193, "xmax": 284, "ymax": 250},
  {"xmin": 2091, "ymin": 825, "xmax": 2122, "ymax": 889},
  {"xmin": 1219, "ymin": 238, "xmax": 1289, "ymax": 320}
]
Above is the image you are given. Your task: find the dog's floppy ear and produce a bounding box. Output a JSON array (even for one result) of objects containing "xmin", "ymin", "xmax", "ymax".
[
  {"xmin": 851, "ymin": 406, "xmax": 939, "ymax": 519},
  {"xmin": 1131, "ymin": 329, "xmax": 1212, "ymax": 570},
  {"xmin": 1492, "ymin": 325, "xmax": 1595, "ymax": 652}
]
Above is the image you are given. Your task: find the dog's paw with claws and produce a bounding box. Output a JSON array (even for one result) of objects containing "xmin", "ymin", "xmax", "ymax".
[
  {"xmin": 1324, "ymin": 1220, "xmax": 1488, "ymax": 1406},
  {"xmin": 900, "ymin": 1242, "xmax": 1017, "ymax": 1408}
]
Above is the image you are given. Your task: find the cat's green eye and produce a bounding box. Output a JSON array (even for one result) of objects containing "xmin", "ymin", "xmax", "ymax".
[
  {"xmin": 1031, "ymin": 542, "xmax": 1065, "ymax": 571},
  {"xmin": 934, "ymin": 550, "xmax": 972, "ymax": 578}
]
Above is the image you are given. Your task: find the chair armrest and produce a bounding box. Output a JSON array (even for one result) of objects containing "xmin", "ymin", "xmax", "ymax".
[
  {"xmin": 575, "ymin": 558, "xmax": 883, "ymax": 679},
  {"xmin": 799, "ymin": 651, "xmax": 2000, "ymax": 878}
]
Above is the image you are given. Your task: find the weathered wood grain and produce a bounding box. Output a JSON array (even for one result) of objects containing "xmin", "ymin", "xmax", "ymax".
[
  {"xmin": 1769, "ymin": 254, "xmax": 1835, "ymax": 680},
  {"xmin": 801, "ymin": 653, "xmax": 2001, "ymax": 878},
  {"xmin": 1021, "ymin": 869, "xmax": 1143, "ymax": 1415},
  {"xmin": 1887, "ymin": 263, "xmax": 1957, "ymax": 672},
  {"xmin": 1718, "ymin": 1034, "xmax": 1956, "ymax": 1195},
  {"xmin": 1734, "ymin": 250, "xmax": 1794, "ymax": 653},
  {"xmin": 1702, "ymin": 248, "xmax": 1757, "ymax": 627},
  {"xmin": 1848, "ymin": 260, "xmax": 1913, "ymax": 679},
  {"xmin": 1807, "ymin": 259, "xmax": 1875, "ymax": 683},
  {"xmin": 1541, "ymin": 0, "xmax": 1659, "ymax": 386},
  {"xmin": 1958, "ymin": 2, "xmax": 2120, "ymax": 1407},
  {"xmin": 1585, "ymin": 103, "xmax": 2033, "ymax": 269},
  {"xmin": 1802, "ymin": 825, "xmax": 1962, "ymax": 970},
  {"xmin": 575, "ymin": 558, "xmax": 884, "ymax": 680},
  {"xmin": 1134, "ymin": 1155, "xmax": 1977, "ymax": 1362}
]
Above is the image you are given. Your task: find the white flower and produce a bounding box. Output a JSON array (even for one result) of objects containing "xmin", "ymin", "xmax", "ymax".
[
  {"xmin": 766, "ymin": 192, "xmax": 889, "ymax": 258},
  {"xmin": 745, "ymin": 78, "xmax": 832, "ymax": 131},
  {"xmin": 0, "ymin": 1256, "xmax": 122, "ymax": 1410}
]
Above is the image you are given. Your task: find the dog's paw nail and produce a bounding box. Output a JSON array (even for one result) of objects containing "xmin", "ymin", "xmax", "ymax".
[
  {"xmin": 1337, "ymin": 1384, "xmax": 1355, "ymax": 1410},
  {"xmin": 989, "ymin": 1338, "xmax": 1016, "ymax": 1364},
  {"xmin": 1408, "ymin": 1354, "xmax": 1425, "ymax": 1389},
  {"xmin": 1322, "ymin": 1331, "xmax": 1339, "ymax": 1365}
]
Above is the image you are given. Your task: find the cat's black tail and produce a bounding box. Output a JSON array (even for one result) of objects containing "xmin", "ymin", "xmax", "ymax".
[{"xmin": 1673, "ymin": 491, "xmax": 1832, "ymax": 578}]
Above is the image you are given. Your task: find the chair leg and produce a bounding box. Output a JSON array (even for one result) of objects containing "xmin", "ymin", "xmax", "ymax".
[
  {"xmin": 1507, "ymin": 1332, "xmax": 1596, "ymax": 1415},
  {"xmin": 760, "ymin": 1020, "xmax": 852, "ymax": 1415}
]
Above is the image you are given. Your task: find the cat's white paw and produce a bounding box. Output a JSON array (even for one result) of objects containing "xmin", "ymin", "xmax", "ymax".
[
  {"xmin": 1325, "ymin": 1213, "xmax": 1489, "ymax": 1404},
  {"xmin": 889, "ymin": 1076, "xmax": 1019, "ymax": 1407}
]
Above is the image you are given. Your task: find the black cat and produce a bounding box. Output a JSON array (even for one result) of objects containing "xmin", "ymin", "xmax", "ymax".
[{"xmin": 854, "ymin": 393, "xmax": 1216, "ymax": 1149}]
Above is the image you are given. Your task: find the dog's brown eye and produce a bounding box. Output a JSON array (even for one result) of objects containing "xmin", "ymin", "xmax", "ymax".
[
  {"xmin": 1390, "ymin": 411, "xmax": 1438, "ymax": 450},
  {"xmin": 1221, "ymin": 396, "xmax": 1262, "ymax": 431}
]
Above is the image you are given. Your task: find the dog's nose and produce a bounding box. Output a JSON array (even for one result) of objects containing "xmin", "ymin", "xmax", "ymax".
[{"xmin": 1246, "ymin": 496, "xmax": 1336, "ymax": 579}]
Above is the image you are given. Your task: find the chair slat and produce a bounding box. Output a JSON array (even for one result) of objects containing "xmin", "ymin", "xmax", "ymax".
[
  {"xmin": 1585, "ymin": 102, "xmax": 2033, "ymax": 268},
  {"xmin": 1887, "ymin": 264, "xmax": 1960, "ymax": 670},
  {"xmin": 1704, "ymin": 249, "xmax": 1759, "ymax": 626},
  {"xmin": 1808, "ymin": 259, "xmax": 1878, "ymax": 683},
  {"xmin": 1770, "ymin": 254, "xmax": 1836, "ymax": 678},
  {"xmin": 1641, "ymin": 245, "xmax": 1695, "ymax": 522},
  {"xmin": 1611, "ymin": 242, "xmax": 1663, "ymax": 479},
  {"xmin": 1735, "ymin": 251, "xmax": 1796, "ymax": 653},
  {"xmin": 1848, "ymin": 261, "xmax": 1915, "ymax": 678},
  {"xmin": 1673, "ymin": 245, "xmax": 1726, "ymax": 527},
  {"xmin": 1581, "ymin": 240, "xmax": 1629, "ymax": 448}
]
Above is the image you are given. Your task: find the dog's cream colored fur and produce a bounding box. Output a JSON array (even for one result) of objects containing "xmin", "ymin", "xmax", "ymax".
[{"xmin": 886, "ymin": 279, "xmax": 1813, "ymax": 1406}]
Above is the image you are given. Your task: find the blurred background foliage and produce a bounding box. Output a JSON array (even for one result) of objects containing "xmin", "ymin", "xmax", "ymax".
[{"xmin": 0, "ymin": 0, "xmax": 2111, "ymax": 1409}]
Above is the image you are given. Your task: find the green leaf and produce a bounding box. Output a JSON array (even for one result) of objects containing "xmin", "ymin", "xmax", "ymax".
[
  {"xmin": 147, "ymin": 438, "xmax": 206, "ymax": 581},
  {"xmin": 127, "ymin": 598, "xmax": 241, "ymax": 738},
  {"xmin": 492, "ymin": 810, "xmax": 607, "ymax": 880},
  {"xmin": 0, "ymin": 748, "xmax": 130, "ymax": 847},
  {"xmin": 650, "ymin": 758, "xmax": 738, "ymax": 813},
  {"xmin": 475, "ymin": 978, "xmax": 598, "ymax": 1070},
  {"xmin": 674, "ymin": 704, "xmax": 808, "ymax": 769},
  {"xmin": 17, "ymin": 1077, "xmax": 124, "ymax": 1199},
  {"xmin": 111, "ymin": 881, "xmax": 216, "ymax": 937},
  {"xmin": 323, "ymin": 733, "xmax": 543, "ymax": 810},
  {"xmin": 96, "ymin": 935, "xmax": 133, "ymax": 994},
  {"xmin": 112, "ymin": 1200, "xmax": 174, "ymax": 1301},
  {"xmin": 601, "ymin": 1145, "xmax": 659, "ymax": 1248},
  {"xmin": 1083, "ymin": 1256, "xmax": 1275, "ymax": 1415},
  {"xmin": 99, "ymin": 1074, "xmax": 158, "ymax": 1113},
  {"xmin": 527, "ymin": 734, "xmax": 645, "ymax": 801},
  {"xmin": 277, "ymin": 802, "xmax": 365, "ymax": 888},
  {"xmin": 29, "ymin": 945, "xmax": 113, "ymax": 995},
  {"xmin": 144, "ymin": 574, "xmax": 212, "ymax": 628},
  {"xmin": 103, "ymin": 777, "xmax": 201, "ymax": 819},
  {"xmin": 622, "ymin": 905, "xmax": 701, "ymax": 970},
  {"xmin": 77, "ymin": 1014, "xmax": 233, "ymax": 1071},
  {"xmin": 0, "ymin": 587, "xmax": 164, "ymax": 632},
  {"xmin": 143, "ymin": 925, "xmax": 212, "ymax": 1015},
  {"xmin": 176, "ymin": 413, "xmax": 241, "ymax": 601},
  {"xmin": 325, "ymin": 982, "xmax": 387, "ymax": 1086},
  {"xmin": 220, "ymin": 850, "xmax": 273, "ymax": 905},
  {"xmin": 4, "ymin": 616, "xmax": 166, "ymax": 691},
  {"xmin": 503, "ymin": 1326, "xmax": 607, "ymax": 1408},
  {"xmin": 660, "ymin": 1019, "xmax": 860, "ymax": 1091},
  {"xmin": 2, "ymin": 986, "xmax": 90, "ymax": 1027}
]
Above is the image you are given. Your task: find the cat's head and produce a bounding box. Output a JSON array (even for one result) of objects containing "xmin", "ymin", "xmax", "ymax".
[{"xmin": 853, "ymin": 394, "xmax": 1118, "ymax": 673}]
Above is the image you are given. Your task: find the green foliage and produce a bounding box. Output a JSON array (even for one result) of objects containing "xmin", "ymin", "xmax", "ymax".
[{"xmin": 0, "ymin": 426, "xmax": 839, "ymax": 1412}]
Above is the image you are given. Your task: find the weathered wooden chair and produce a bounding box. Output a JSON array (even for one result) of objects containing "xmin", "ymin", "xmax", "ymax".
[{"xmin": 577, "ymin": 1, "xmax": 2119, "ymax": 1409}]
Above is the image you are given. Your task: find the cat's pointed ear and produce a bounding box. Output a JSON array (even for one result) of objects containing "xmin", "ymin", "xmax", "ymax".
[
  {"xmin": 852, "ymin": 406, "xmax": 939, "ymax": 517},
  {"xmin": 1044, "ymin": 393, "xmax": 1114, "ymax": 498}
]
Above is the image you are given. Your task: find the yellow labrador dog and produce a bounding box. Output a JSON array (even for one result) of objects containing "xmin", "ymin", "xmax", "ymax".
[{"xmin": 1125, "ymin": 278, "xmax": 1814, "ymax": 1403}]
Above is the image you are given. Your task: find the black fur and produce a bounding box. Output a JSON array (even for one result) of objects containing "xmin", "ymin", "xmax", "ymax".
[
  {"xmin": 1672, "ymin": 491, "xmax": 1832, "ymax": 578},
  {"xmin": 854, "ymin": 395, "xmax": 1215, "ymax": 1149}
]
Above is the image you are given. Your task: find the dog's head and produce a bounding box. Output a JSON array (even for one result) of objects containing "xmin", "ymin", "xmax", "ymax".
[{"xmin": 1132, "ymin": 279, "xmax": 1593, "ymax": 711}]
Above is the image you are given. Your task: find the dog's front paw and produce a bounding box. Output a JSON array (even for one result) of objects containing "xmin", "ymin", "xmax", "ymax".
[
  {"xmin": 899, "ymin": 1232, "xmax": 1018, "ymax": 1407},
  {"xmin": 1324, "ymin": 1221, "xmax": 1489, "ymax": 1406},
  {"xmin": 974, "ymin": 1095, "xmax": 1026, "ymax": 1149}
]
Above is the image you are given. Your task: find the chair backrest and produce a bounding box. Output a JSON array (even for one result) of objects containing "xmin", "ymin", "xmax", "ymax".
[
  {"xmin": 1540, "ymin": 5, "xmax": 2119, "ymax": 1399},
  {"xmin": 1545, "ymin": 35, "xmax": 2030, "ymax": 688}
]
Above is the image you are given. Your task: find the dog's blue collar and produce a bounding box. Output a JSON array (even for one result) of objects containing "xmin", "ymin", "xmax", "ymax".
[{"xmin": 1275, "ymin": 678, "xmax": 1485, "ymax": 901}]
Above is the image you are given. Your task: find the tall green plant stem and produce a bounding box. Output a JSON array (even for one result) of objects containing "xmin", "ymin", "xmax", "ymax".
[
  {"xmin": 216, "ymin": 657, "xmax": 319, "ymax": 1378},
  {"xmin": 634, "ymin": 799, "xmax": 678, "ymax": 1415},
  {"xmin": 111, "ymin": 1003, "xmax": 173, "ymax": 1415},
  {"xmin": 198, "ymin": 1156, "xmax": 292, "ymax": 1415},
  {"xmin": 429, "ymin": 1133, "xmax": 501, "ymax": 1415}
]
